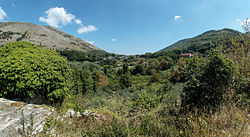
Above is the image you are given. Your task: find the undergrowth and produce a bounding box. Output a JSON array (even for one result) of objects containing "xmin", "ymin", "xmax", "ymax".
[{"xmin": 43, "ymin": 83, "xmax": 249, "ymax": 136}]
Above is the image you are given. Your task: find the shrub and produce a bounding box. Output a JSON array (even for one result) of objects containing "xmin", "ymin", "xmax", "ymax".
[
  {"xmin": 132, "ymin": 64, "xmax": 145, "ymax": 75},
  {"xmin": 93, "ymin": 71, "xmax": 109, "ymax": 90},
  {"xmin": 81, "ymin": 69, "xmax": 94, "ymax": 94},
  {"xmin": 170, "ymin": 66, "xmax": 185, "ymax": 83},
  {"xmin": 234, "ymin": 75, "xmax": 250, "ymax": 106},
  {"xmin": 69, "ymin": 61, "xmax": 102, "ymax": 94},
  {"xmin": 150, "ymin": 72, "xmax": 160, "ymax": 82},
  {"xmin": 160, "ymin": 80, "xmax": 172, "ymax": 94},
  {"xmin": 0, "ymin": 41, "xmax": 72, "ymax": 103},
  {"xmin": 133, "ymin": 90, "xmax": 160, "ymax": 110},
  {"xmin": 181, "ymin": 51, "xmax": 236, "ymax": 111},
  {"xmin": 120, "ymin": 74, "xmax": 131, "ymax": 88},
  {"xmin": 158, "ymin": 59, "xmax": 169, "ymax": 70}
]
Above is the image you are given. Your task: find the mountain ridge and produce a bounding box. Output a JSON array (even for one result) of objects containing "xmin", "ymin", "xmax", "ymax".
[
  {"xmin": 159, "ymin": 28, "xmax": 243, "ymax": 53},
  {"xmin": 0, "ymin": 22, "xmax": 105, "ymax": 53}
]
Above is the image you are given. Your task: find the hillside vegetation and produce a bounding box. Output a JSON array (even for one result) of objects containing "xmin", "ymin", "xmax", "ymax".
[
  {"xmin": 0, "ymin": 41, "xmax": 72, "ymax": 103},
  {"xmin": 0, "ymin": 24, "xmax": 249, "ymax": 136},
  {"xmin": 159, "ymin": 28, "xmax": 243, "ymax": 54}
]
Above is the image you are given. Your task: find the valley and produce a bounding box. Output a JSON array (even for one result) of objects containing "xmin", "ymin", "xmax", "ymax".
[{"xmin": 0, "ymin": 22, "xmax": 249, "ymax": 136}]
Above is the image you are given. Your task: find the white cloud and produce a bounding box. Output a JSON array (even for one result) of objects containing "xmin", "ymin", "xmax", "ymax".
[
  {"xmin": 39, "ymin": 7, "xmax": 75, "ymax": 27},
  {"xmin": 0, "ymin": 7, "xmax": 7, "ymax": 21},
  {"xmin": 39, "ymin": 7, "xmax": 98, "ymax": 34},
  {"xmin": 174, "ymin": 16, "xmax": 181, "ymax": 20},
  {"xmin": 86, "ymin": 40, "xmax": 95, "ymax": 45},
  {"xmin": 111, "ymin": 38, "xmax": 117, "ymax": 42},
  {"xmin": 75, "ymin": 18, "xmax": 82, "ymax": 25},
  {"xmin": 77, "ymin": 25, "xmax": 98, "ymax": 34}
]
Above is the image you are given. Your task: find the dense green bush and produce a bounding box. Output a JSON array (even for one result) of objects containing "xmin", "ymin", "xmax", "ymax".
[
  {"xmin": 120, "ymin": 74, "xmax": 131, "ymax": 88},
  {"xmin": 181, "ymin": 51, "xmax": 236, "ymax": 111},
  {"xmin": 170, "ymin": 66, "xmax": 185, "ymax": 83},
  {"xmin": 150, "ymin": 72, "xmax": 160, "ymax": 82},
  {"xmin": 81, "ymin": 69, "xmax": 94, "ymax": 93},
  {"xmin": 0, "ymin": 41, "xmax": 72, "ymax": 103},
  {"xmin": 133, "ymin": 90, "xmax": 160, "ymax": 110},
  {"xmin": 69, "ymin": 61, "xmax": 103, "ymax": 94},
  {"xmin": 234, "ymin": 75, "xmax": 250, "ymax": 106},
  {"xmin": 132, "ymin": 64, "xmax": 145, "ymax": 75},
  {"xmin": 160, "ymin": 79, "xmax": 172, "ymax": 94}
]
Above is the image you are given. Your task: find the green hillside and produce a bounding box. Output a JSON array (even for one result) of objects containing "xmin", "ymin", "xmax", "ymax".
[{"xmin": 159, "ymin": 28, "xmax": 243, "ymax": 54}]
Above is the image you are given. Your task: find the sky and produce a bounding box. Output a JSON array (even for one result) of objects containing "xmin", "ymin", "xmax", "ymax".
[{"xmin": 0, "ymin": 0, "xmax": 249, "ymax": 55}]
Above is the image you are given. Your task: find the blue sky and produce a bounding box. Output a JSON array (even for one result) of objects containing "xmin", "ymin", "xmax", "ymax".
[{"xmin": 0, "ymin": 0, "xmax": 249, "ymax": 55}]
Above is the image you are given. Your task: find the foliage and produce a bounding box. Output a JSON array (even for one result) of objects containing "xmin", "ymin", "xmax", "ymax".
[
  {"xmin": 0, "ymin": 31, "xmax": 21, "ymax": 39},
  {"xmin": 159, "ymin": 28, "xmax": 243, "ymax": 54},
  {"xmin": 226, "ymin": 34, "xmax": 250, "ymax": 77},
  {"xmin": 147, "ymin": 59, "xmax": 160, "ymax": 71},
  {"xmin": 150, "ymin": 72, "xmax": 160, "ymax": 82},
  {"xmin": 0, "ymin": 41, "xmax": 72, "ymax": 103},
  {"xmin": 170, "ymin": 66, "xmax": 185, "ymax": 83},
  {"xmin": 81, "ymin": 69, "xmax": 94, "ymax": 94},
  {"xmin": 17, "ymin": 31, "xmax": 28, "ymax": 41},
  {"xmin": 132, "ymin": 90, "xmax": 160, "ymax": 110},
  {"xmin": 122, "ymin": 63, "xmax": 129, "ymax": 74},
  {"xmin": 58, "ymin": 49, "xmax": 111, "ymax": 62},
  {"xmin": 93, "ymin": 71, "xmax": 109, "ymax": 90},
  {"xmin": 181, "ymin": 51, "xmax": 236, "ymax": 111},
  {"xmin": 132, "ymin": 64, "xmax": 145, "ymax": 75},
  {"xmin": 183, "ymin": 57, "xmax": 208, "ymax": 81},
  {"xmin": 51, "ymin": 83, "xmax": 249, "ymax": 137},
  {"xmin": 1, "ymin": 25, "xmax": 248, "ymax": 137},
  {"xmin": 158, "ymin": 59, "xmax": 169, "ymax": 70},
  {"xmin": 120, "ymin": 74, "xmax": 131, "ymax": 88},
  {"xmin": 160, "ymin": 79, "xmax": 172, "ymax": 94},
  {"xmin": 69, "ymin": 61, "xmax": 110, "ymax": 94},
  {"xmin": 234, "ymin": 75, "xmax": 250, "ymax": 106},
  {"xmin": 224, "ymin": 31, "xmax": 250, "ymax": 106}
]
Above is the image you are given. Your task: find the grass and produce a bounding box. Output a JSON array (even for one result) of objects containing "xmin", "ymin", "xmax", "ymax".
[{"xmin": 41, "ymin": 82, "xmax": 249, "ymax": 136}]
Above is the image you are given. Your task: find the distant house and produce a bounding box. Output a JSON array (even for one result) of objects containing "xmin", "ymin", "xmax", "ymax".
[
  {"xmin": 181, "ymin": 53, "xmax": 194, "ymax": 58},
  {"xmin": 119, "ymin": 55, "xmax": 129, "ymax": 60}
]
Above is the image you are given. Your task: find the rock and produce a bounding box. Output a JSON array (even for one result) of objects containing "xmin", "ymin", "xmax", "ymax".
[
  {"xmin": 81, "ymin": 110, "xmax": 113, "ymax": 122},
  {"xmin": 56, "ymin": 116, "xmax": 61, "ymax": 121},
  {"xmin": 0, "ymin": 98, "xmax": 53, "ymax": 137},
  {"xmin": 82, "ymin": 110, "xmax": 91, "ymax": 117},
  {"xmin": 50, "ymin": 128, "xmax": 56, "ymax": 137},
  {"xmin": 66, "ymin": 110, "xmax": 75, "ymax": 118},
  {"xmin": 76, "ymin": 112, "xmax": 81, "ymax": 118}
]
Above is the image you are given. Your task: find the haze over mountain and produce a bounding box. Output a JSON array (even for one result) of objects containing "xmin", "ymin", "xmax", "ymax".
[
  {"xmin": 0, "ymin": 22, "xmax": 105, "ymax": 53},
  {"xmin": 159, "ymin": 28, "xmax": 243, "ymax": 54}
]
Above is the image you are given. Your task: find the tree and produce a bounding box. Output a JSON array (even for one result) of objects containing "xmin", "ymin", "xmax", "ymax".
[
  {"xmin": 242, "ymin": 18, "xmax": 249, "ymax": 33},
  {"xmin": 181, "ymin": 51, "xmax": 235, "ymax": 111},
  {"xmin": 158, "ymin": 59, "xmax": 169, "ymax": 70},
  {"xmin": 120, "ymin": 74, "xmax": 131, "ymax": 88},
  {"xmin": 150, "ymin": 72, "xmax": 160, "ymax": 82},
  {"xmin": 225, "ymin": 21, "xmax": 250, "ymax": 105},
  {"xmin": 132, "ymin": 64, "xmax": 145, "ymax": 75},
  {"xmin": 122, "ymin": 63, "xmax": 129, "ymax": 74},
  {"xmin": 93, "ymin": 71, "xmax": 109, "ymax": 90},
  {"xmin": 148, "ymin": 59, "xmax": 160, "ymax": 70},
  {"xmin": 80, "ymin": 70, "xmax": 94, "ymax": 94},
  {"xmin": 0, "ymin": 41, "xmax": 72, "ymax": 103}
]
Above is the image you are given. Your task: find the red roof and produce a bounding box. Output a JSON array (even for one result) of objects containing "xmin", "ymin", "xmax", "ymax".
[{"xmin": 181, "ymin": 53, "xmax": 193, "ymax": 56}]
